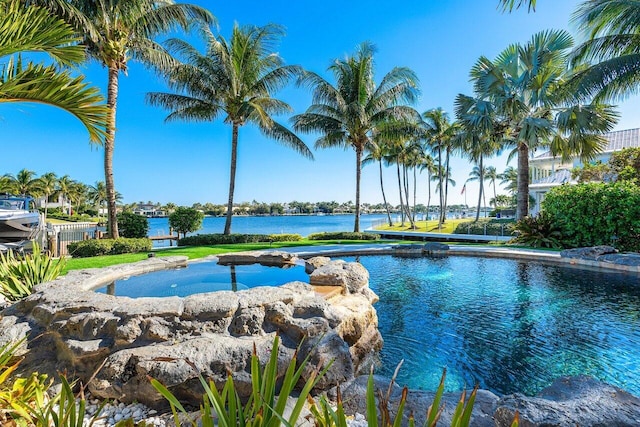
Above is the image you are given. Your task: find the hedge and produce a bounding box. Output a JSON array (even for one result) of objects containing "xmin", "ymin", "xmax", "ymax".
[
  {"xmin": 543, "ymin": 182, "xmax": 640, "ymax": 252},
  {"xmin": 307, "ymin": 232, "xmax": 380, "ymax": 241},
  {"xmin": 67, "ymin": 238, "xmax": 152, "ymax": 258},
  {"xmin": 178, "ymin": 233, "xmax": 302, "ymax": 246}
]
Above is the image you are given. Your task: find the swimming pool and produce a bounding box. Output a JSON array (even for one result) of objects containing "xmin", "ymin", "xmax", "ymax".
[
  {"xmin": 95, "ymin": 260, "xmax": 309, "ymax": 297},
  {"xmin": 346, "ymin": 255, "xmax": 640, "ymax": 397}
]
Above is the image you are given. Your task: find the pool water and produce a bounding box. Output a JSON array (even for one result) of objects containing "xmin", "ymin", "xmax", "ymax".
[
  {"xmin": 95, "ymin": 261, "xmax": 309, "ymax": 297},
  {"xmin": 346, "ymin": 255, "xmax": 640, "ymax": 397}
]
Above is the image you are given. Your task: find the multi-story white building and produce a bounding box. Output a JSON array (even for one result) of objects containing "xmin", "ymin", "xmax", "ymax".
[{"xmin": 529, "ymin": 128, "xmax": 640, "ymax": 214}]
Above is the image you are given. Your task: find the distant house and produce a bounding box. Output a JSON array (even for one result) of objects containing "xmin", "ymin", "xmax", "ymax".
[
  {"xmin": 133, "ymin": 204, "xmax": 166, "ymax": 217},
  {"xmin": 529, "ymin": 128, "xmax": 640, "ymax": 215}
]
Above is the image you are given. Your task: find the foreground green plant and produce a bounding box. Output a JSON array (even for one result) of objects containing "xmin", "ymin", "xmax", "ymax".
[
  {"xmin": 0, "ymin": 242, "xmax": 66, "ymax": 301},
  {"xmin": 151, "ymin": 334, "xmax": 330, "ymax": 427},
  {"xmin": 512, "ymin": 213, "xmax": 564, "ymax": 249}
]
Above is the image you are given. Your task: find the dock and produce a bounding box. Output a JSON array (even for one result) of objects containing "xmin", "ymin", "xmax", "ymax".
[
  {"xmin": 365, "ymin": 228, "xmax": 512, "ymax": 243},
  {"xmin": 149, "ymin": 234, "xmax": 179, "ymax": 246}
]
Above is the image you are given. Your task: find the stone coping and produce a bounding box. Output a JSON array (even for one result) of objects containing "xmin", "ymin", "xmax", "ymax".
[{"xmin": 279, "ymin": 244, "xmax": 640, "ymax": 275}]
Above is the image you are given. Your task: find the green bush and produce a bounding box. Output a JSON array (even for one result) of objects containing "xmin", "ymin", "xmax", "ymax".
[
  {"xmin": 68, "ymin": 238, "xmax": 152, "ymax": 257},
  {"xmin": 117, "ymin": 212, "xmax": 149, "ymax": 238},
  {"xmin": 0, "ymin": 243, "xmax": 66, "ymax": 301},
  {"xmin": 307, "ymin": 232, "xmax": 380, "ymax": 241},
  {"xmin": 543, "ymin": 182, "xmax": 640, "ymax": 251},
  {"xmin": 453, "ymin": 218, "xmax": 514, "ymax": 236},
  {"xmin": 178, "ymin": 233, "xmax": 302, "ymax": 246}
]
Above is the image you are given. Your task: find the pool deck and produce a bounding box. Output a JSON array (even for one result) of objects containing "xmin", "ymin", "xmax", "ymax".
[{"xmin": 277, "ymin": 243, "xmax": 640, "ymax": 275}]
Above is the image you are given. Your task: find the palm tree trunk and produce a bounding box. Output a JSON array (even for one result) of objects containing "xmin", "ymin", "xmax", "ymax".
[
  {"xmin": 493, "ymin": 179, "xmax": 497, "ymax": 213},
  {"xmin": 396, "ymin": 161, "xmax": 405, "ymax": 226},
  {"xmin": 354, "ymin": 147, "xmax": 362, "ymax": 232},
  {"xmin": 426, "ymin": 172, "xmax": 432, "ymax": 222},
  {"xmin": 442, "ymin": 147, "xmax": 451, "ymax": 224},
  {"xmin": 438, "ymin": 146, "xmax": 444, "ymax": 227},
  {"xmin": 105, "ymin": 67, "xmax": 119, "ymax": 238},
  {"xmin": 475, "ymin": 156, "xmax": 484, "ymax": 222},
  {"xmin": 412, "ymin": 167, "xmax": 417, "ymax": 225},
  {"xmin": 402, "ymin": 164, "xmax": 414, "ymax": 228},
  {"xmin": 44, "ymin": 196, "xmax": 48, "ymax": 219},
  {"xmin": 224, "ymin": 123, "xmax": 239, "ymax": 235},
  {"xmin": 379, "ymin": 160, "xmax": 393, "ymax": 226},
  {"xmin": 517, "ymin": 142, "xmax": 529, "ymax": 219}
]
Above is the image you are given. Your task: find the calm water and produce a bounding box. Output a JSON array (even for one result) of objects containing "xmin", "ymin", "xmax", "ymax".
[
  {"xmin": 346, "ymin": 255, "xmax": 640, "ymax": 396},
  {"xmin": 148, "ymin": 214, "xmax": 394, "ymax": 246},
  {"xmin": 95, "ymin": 260, "xmax": 308, "ymax": 297}
]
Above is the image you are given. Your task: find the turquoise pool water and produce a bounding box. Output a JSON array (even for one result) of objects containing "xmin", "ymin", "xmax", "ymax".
[
  {"xmin": 346, "ymin": 255, "xmax": 640, "ymax": 396},
  {"xmin": 95, "ymin": 261, "xmax": 308, "ymax": 297}
]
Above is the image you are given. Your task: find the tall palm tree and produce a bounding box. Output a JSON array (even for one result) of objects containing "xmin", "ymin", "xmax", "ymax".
[
  {"xmin": 571, "ymin": 0, "xmax": 640, "ymax": 103},
  {"xmin": 421, "ymin": 108, "xmax": 458, "ymax": 226},
  {"xmin": 3, "ymin": 169, "xmax": 41, "ymax": 197},
  {"xmin": 466, "ymin": 165, "xmax": 489, "ymax": 220},
  {"xmin": 363, "ymin": 142, "xmax": 393, "ymax": 227},
  {"xmin": 470, "ymin": 30, "xmax": 618, "ymax": 219},
  {"xmin": 37, "ymin": 172, "xmax": 58, "ymax": 218},
  {"xmin": 31, "ymin": 0, "xmax": 214, "ymax": 238},
  {"xmin": 484, "ymin": 166, "xmax": 499, "ymax": 213},
  {"xmin": 148, "ymin": 24, "xmax": 311, "ymax": 235},
  {"xmin": 1, "ymin": 0, "xmax": 106, "ymax": 141},
  {"xmin": 57, "ymin": 175, "xmax": 76, "ymax": 215},
  {"xmin": 293, "ymin": 42, "xmax": 419, "ymax": 232},
  {"xmin": 419, "ymin": 153, "xmax": 436, "ymax": 221}
]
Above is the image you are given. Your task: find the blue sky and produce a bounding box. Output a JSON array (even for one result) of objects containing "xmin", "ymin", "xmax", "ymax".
[{"xmin": 2, "ymin": 0, "xmax": 639, "ymax": 207}]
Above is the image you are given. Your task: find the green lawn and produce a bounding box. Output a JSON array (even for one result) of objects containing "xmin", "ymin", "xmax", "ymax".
[
  {"xmin": 61, "ymin": 239, "xmax": 399, "ymax": 273},
  {"xmin": 375, "ymin": 218, "xmax": 473, "ymax": 234}
]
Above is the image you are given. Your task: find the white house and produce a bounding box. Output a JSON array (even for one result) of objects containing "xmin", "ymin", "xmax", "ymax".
[{"xmin": 529, "ymin": 128, "xmax": 640, "ymax": 214}]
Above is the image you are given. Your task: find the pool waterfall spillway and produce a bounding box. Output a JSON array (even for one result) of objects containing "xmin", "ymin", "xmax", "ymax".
[{"xmin": 0, "ymin": 252, "xmax": 382, "ymax": 408}]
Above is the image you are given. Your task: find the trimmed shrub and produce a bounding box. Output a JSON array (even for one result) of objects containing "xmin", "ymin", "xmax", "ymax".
[
  {"xmin": 117, "ymin": 212, "xmax": 149, "ymax": 238},
  {"xmin": 453, "ymin": 218, "xmax": 515, "ymax": 236},
  {"xmin": 178, "ymin": 233, "xmax": 302, "ymax": 246},
  {"xmin": 307, "ymin": 231, "xmax": 380, "ymax": 241},
  {"xmin": 543, "ymin": 181, "xmax": 640, "ymax": 251},
  {"xmin": 67, "ymin": 238, "xmax": 152, "ymax": 257}
]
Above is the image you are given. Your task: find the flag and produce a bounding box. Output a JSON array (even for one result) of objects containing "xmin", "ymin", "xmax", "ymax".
[{"xmin": 461, "ymin": 184, "xmax": 466, "ymax": 195}]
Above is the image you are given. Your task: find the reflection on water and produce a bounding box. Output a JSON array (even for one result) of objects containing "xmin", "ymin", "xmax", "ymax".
[
  {"xmin": 96, "ymin": 261, "xmax": 309, "ymax": 298},
  {"xmin": 345, "ymin": 255, "xmax": 640, "ymax": 397}
]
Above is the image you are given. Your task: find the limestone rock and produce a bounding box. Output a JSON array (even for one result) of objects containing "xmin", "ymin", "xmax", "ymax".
[
  {"xmin": 598, "ymin": 252, "xmax": 640, "ymax": 267},
  {"xmin": 305, "ymin": 256, "xmax": 331, "ymax": 274},
  {"xmin": 217, "ymin": 251, "xmax": 299, "ymax": 266},
  {"xmin": 335, "ymin": 375, "xmax": 498, "ymax": 427},
  {"xmin": 424, "ymin": 242, "xmax": 450, "ymax": 252},
  {"xmin": 560, "ymin": 246, "xmax": 617, "ymax": 260},
  {"xmin": 391, "ymin": 244, "xmax": 424, "ymax": 255},
  {"xmin": 299, "ymin": 331, "xmax": 354, "ymax": 391},
  {"xmin": 309, "ymin": 261, "xmax": 369, "ymax": 293},
  {"xmin": 494, "ymin": 376, "xmax": 640, "ymax": 427}
]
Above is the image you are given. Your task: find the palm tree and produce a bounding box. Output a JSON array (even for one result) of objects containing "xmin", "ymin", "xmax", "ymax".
[
  {"xmin": 499, "ymin": 166, "xmax": 518, "ymax": 195},
  {"xmin": 363, "ymin": 142, "xmax": 393, "ymax": 227},
  {"xmin": 1, "ymin": 0, "xmax": 106, "ymax": 141},
  {"xmin": 37, "ymin": 172, "xmax": 58, "ymax": 218},
  {"xmin": 571, "ymin": 0, "xmax": 640, "ymax": 103},
  {"xmin": 31, "ymin": 0, "xmax": 214, "ymax": 239},
  {"xmin": 57, "ymin": 175, "xmax": 76, "ymax": 215},
  {"xmin": 87, "ymin": 181, "xmax": 107, "ymax": 218},
  {"xmin": 419, "ymin": 153, "xmax": 436, "ymax": 221},
  {"xmin": 470, "ymin": 30, "xmax": 618, "ymax": 219},
  {"xmin": 484, "ymin": 166, "xmax": 499, "ymax": 213},
  {"xmin": 499, "ymin": 0, "xmax": 536, "ymax": 11},
  {"xmin": 148, "ymin": 23, "xmax": 311, "ymax": 235},
  {"xmin": 3, "ymin": 169, "xmax": 41, "ymax": 197},
  {"xmin": 293, "ymin": 42, "xmax": 419, "ymax": 232},
  {"xmin": 421, "ymin": 108, "xmax": 458, "ymax": 226}
]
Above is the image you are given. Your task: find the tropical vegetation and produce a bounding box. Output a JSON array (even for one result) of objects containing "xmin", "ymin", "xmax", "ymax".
[
  {"xmin": 28, "ymin": 0, "xmax": 214, "ymax": 240},
  {"xmin": 0, "ymin": 0, "xmax": 107, "ymax": 142},
  {"xmin": 293, "ymin": 42, "xmax": 419, "ymax": 232},
  {"xmin": 148, "ymin": 23, "xmax": 312, "ymax": 235},
  {"xmin": 169, "ymin": 206, "xmax": 204, "ymax": 238}
]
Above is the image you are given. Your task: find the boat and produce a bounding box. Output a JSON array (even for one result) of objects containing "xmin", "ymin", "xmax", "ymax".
[{"xmin": 0, "ymin": 194, "xmax": 43, "ymax": 244}]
